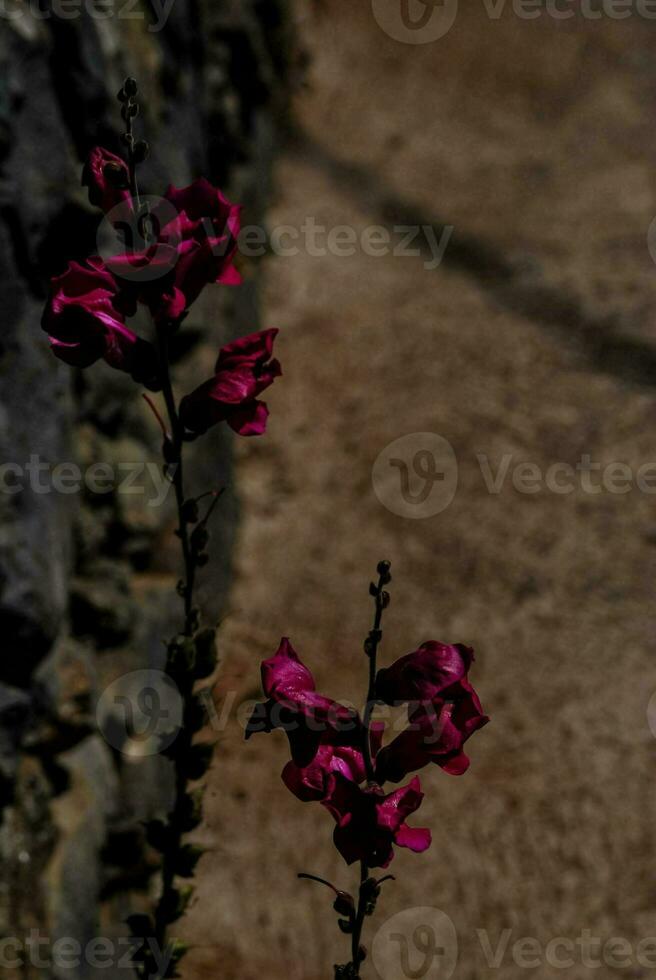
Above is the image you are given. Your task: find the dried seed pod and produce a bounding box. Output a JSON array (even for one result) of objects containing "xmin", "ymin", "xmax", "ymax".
[{"xmin": 133, "ymin": 139, "xmax": 150, "ymax": 163}]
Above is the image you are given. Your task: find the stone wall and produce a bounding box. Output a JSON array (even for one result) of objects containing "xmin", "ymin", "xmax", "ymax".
[{"xmin": 0, "ymin": 2, "xmax": 293, "ymax": 974}]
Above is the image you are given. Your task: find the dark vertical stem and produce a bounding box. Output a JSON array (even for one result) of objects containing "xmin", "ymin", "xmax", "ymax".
[
  {"xmin": 151, "ymin": 326, "xmax": 198, "ymax": 970},
  {"xmin": 157, "ymin": 326, "xmax": 196, "ymax": 635},
  {"xmin": 361, "ymin": 576, "xmax": 385, "ymax": 784},
  {"xmin": 346, "ymin": 562, "xmax": 391, "ymax": 977},
  {"xmin": 349, "ymin": 861, "xmax": 369, "ymax": 973}
]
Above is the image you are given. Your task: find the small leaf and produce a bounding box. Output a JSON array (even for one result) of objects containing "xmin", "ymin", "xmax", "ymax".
[
  {"xmin": 144, "ymin": 819, "xmax": 170, "ymax": 852},
  {"xmin": 173, "ymin": 844, "xmax": 205, "ymax": 878},
  {"xmin": 167, "ymin": 636, "xmax": 196, "ymax": 677},
  {"xmin": 184, "ymin": 695, "xmax": 207, "ymax": 735},
  {"xmin": 177, "ymin": 787, "xmax": 204, "ymax": 832},
  {"xmin": 157, "ymin": 885, "xmax": 194, "ymax": 926},
  {"xmin": 194, "ymin": 628, "xmax": 218, "ymax": 679},
  {"xmin": 183, "ymin": 743, "xmax": 214, "ymax": 781}
]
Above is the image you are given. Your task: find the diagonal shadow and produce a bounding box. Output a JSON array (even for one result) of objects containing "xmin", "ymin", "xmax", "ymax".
[{"xmin": 292, "ymin": 131, "xmax": 656, "ymax": 388}]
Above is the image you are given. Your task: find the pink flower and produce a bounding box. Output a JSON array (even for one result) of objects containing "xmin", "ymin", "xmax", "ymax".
[
  {"xmin": 103, "ymin": 247, "xmax": 187, "ymax": 325},
  {"xmin": 41, "ymin": 258, "xmax": 159, "ymax": 386},
  {"xmin": 245, "ymin": 638, "xmax": 363, "ymax": 767},
  {"xmin": 282, "ymin": 727, "xmax": 384, "ymax": 803},
  {"xmin": 375, "ymin": 642, "xmax": 474, "ymax": 704},
  {"xmin": 322, "ymin": 774, "xmax": 431, "ymax": 868},
  {"xmin": 374, "ymin": 641, "xmax": 489, "ymax": 783},
  {"xmin": 82, "ymin": 147, "xmax": 131, "ymax": 214},
  {"xmin": 147, "ymin": 178, "xmax": 243, "ymax": 309},
  {"xmin": 82, "ymin": 151, "xmax": 242, "ymax": 318},
  {"xmin": 375, "ymin": 691, "xmax": 489, "ymax": 783},
  {"xmin": 180, "ymin": 328, "xmax": 281, "ymax": 436}
]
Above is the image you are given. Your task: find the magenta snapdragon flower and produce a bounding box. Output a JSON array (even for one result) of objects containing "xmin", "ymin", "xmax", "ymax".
[
  {"xmin": 322, "ymin": 774, "xmax": 431, "ymax": 868},
  {"xmin": 282, "ymin": 727, "xmax": 384, "ymax": 802},
  {"xmin": 375, "ymin": 641, "xmax": 475, "ymax": 703},
  {"xmin": 43, "ymin": 145, "xmax": 282, "ymax": 440},
  {"xmin": 375, "ymin": 641, "xmax": 489, "ymax": 783},
  {"xmin": 82, "ymin": 146, "xmax": 131, "ymax": 214},
  {"xmin": 246, "ymin": 638, "xmax": 362, "ymax": 766},
  {"xmin": 82, "ymin": 146, "xmax": 243, "ymax": 309},
  {"xmin": 41, "ymin": 258, "xmax": 158, "ymax": 386},
  {"xmin": 248, "ymin": 633, "xmax": 488, "ymax": 869},
  {"xmin": 180, "ymin": 328, "xmax": 282, "ymax": 437}
]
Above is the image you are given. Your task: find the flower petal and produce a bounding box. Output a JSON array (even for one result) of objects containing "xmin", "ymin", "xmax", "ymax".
[{"xmin": 395, "ymin": 824, "xmax": 432, "ymax": 853}]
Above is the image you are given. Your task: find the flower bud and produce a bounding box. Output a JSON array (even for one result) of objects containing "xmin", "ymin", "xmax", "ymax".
[
  {"xmin": 333, "ymin": 891, "xmax": 355, "ymax": 918},
  {"xmin": 191, "ymin": 525, "xmax": 209, "ymax": 551},
  {"xmin": 181, "ymin": 499, "xmax": 199, "ymax": 524},
  {"xmin": 133, "ymin": 139, "xmax": 150, "ymax": 163},
  {"xmin": 102, "ymin": 162, "xmax": 130, "ymax": 189}
]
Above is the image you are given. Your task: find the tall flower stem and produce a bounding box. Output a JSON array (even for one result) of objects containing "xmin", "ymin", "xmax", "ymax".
[
  {"xmin": 140, "ymin": 325, "xmax": 211, "ymax": 978},
  {"xmin": 345, "ymin": 560, "xmax": 392, "ymax": 978},
  {"xmin": 156, "ymin": 325, "xmax": 196, "ymax": 635}
]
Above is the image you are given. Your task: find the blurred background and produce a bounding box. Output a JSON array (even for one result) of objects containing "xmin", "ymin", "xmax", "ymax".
[{"xmin": 2, "ymin": 1, "xmax": 656, "ymax": 978}]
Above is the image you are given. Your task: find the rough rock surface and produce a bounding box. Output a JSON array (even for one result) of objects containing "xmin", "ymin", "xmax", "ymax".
[{"xmin": 0, "ymin": 2, "xmax": 293, "ymax": 975}]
